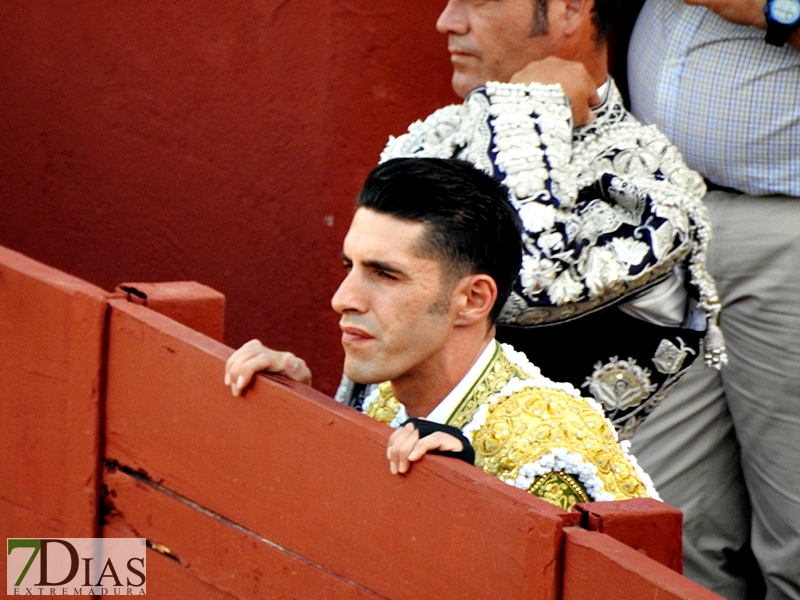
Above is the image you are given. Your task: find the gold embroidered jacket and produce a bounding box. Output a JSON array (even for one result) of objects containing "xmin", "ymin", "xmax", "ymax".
[{"xmin": 363, "ymin": 343, "xmax": 657, "ymax": 511}]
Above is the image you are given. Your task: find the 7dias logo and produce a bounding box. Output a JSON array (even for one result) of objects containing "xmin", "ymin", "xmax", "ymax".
[{"xmin": 7, "ymin": 538, "xmax": 146, "ymax": 596}]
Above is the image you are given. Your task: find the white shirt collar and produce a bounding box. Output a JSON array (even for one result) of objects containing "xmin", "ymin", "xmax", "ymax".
[{"xmin": 596, "ymin": 78, "xmax": 610, "ymax": 106}]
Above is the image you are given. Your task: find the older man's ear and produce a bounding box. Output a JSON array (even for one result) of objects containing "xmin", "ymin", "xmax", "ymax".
[{"xmin": 224, "ymin": 339, "xmax": 312, "ymax": 396}]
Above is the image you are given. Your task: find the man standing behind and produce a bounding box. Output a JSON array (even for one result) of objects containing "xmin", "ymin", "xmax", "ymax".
[
  {"xmin": 339, "ymin": 0, "xmax": 725, "ymax": 442},
  {"xmin": 626, "ymin": 1, "xmax": 800, "ymax": 598},
  {"xmin": 225, "ymin": 157, "xmax": 657, "ymax": 511}
]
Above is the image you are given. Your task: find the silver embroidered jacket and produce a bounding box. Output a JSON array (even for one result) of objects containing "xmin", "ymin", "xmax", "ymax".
[{"xmin": 380, "ymin": 79, "xmax": 723, "ymax": 364}]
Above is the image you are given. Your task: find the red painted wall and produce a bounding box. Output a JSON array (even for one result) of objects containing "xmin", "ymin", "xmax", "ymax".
[{"xmin": 0, "ymin": 0, "xmax": 457, "ymax": 394}]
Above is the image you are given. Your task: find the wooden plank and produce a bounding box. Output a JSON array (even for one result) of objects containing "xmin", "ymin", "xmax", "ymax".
[
  {"xmin": 575, "ymin": 498, "xmax": 683, "ymax": 572},
  {"xmin": 562, "ymin": 528, "xmax": 724, "ymax": 600},
  {"xmin": 0, "ymin": 245, "xmax": 107, "ymax": 539},
  {"xmin": 114, "ymin": 281, "xmax": 225, "ymax": 342},
  {"xmin": 105, "ymin": 298, "xmax": 577, "ymax": 599},
  {"xmin": 142, "ymin": 550, "xmax": 238, "ymax": 600},
  {"xmin": 104, "ymin": 469, "xmax": 382, "ymax": 599}
]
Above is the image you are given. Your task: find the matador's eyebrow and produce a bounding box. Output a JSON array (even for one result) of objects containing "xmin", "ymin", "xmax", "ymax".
[
  {"xmin": 340, "ymin": 252, "xmax": 407, "ymax": 277},
  {"xmin": 364, "ymin": 259, "xmax": 406, "ymax": 276}
]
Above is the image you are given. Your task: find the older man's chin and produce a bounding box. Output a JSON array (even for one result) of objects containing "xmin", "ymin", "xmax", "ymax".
[{"xmin": 451, "ymin": 69, "xmax": 487, "ymax": 99}]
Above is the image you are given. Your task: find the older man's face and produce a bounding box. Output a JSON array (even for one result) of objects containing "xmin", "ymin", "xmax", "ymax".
[{"xmin": 437, "ymin": 0, "xmax": 557, "ymax": 98}]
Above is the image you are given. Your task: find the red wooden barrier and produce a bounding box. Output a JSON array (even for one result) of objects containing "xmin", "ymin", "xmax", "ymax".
[
  {"xmin": 0, "ymin": 245, "xmax": 107, "ymax": 539},
  {"xmin": 103, "ymin": 470, "xmax": 381, "ymax": 599},
  {"xmin": 114, "ymin": 281, "xmax": 226, "ymax": 343},
  {"xmin": 562, "ymin": 529, "xmax": 722, "ymax": 600},
  {"xmin": 1, "ymin": 246, "xmax": 724, "ymax": 599},
  {"xmin": 103, "ymin": 298, "xmax": 578, "ymax": 599},
  {"xmin": 576, "ymin": 499, "xmax": 683, "ymax": 571}
]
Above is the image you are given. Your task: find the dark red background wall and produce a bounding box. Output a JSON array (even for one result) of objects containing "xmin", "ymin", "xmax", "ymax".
[{"xmin": 0, "ymin": 0, "xmax": 457, "ymax": 394}]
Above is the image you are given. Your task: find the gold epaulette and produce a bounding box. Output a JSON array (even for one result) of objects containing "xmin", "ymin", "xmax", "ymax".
[{"xmin": 472, "ymin": 386, "xmax": 653, "ymax": 511}]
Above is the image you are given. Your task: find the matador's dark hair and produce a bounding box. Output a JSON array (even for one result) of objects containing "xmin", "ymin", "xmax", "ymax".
[{"xmin": 357, "ymin": 157, "xmax": 522, "ymax": 323}]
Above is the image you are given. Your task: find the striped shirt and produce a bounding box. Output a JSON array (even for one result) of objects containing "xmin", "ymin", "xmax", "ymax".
[{"xmin": 628, "ymin": 0, "xmax": 800, "ymax": 197}]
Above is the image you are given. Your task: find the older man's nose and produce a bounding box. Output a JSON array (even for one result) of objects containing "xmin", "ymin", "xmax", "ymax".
[{"xmin": 436, "ymin": 0, "xmax": 469, "ymax": 36}]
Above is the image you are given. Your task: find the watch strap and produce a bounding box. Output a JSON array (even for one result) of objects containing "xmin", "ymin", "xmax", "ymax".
[{"xmin": 766, "ymin": 21, "xmax": 797, "ymax": 45}]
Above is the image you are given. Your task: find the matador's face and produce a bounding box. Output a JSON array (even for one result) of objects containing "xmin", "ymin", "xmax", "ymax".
[{"xmin": 331, "ymin": 208, "xmax": 457, "ymax": 388}]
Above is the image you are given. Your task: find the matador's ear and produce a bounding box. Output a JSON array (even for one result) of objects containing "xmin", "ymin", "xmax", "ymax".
[{"xmin": 452, "ymin": 274, "xmax": 497, "ymax": 327}]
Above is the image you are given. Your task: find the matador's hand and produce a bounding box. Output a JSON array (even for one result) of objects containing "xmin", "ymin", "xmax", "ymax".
[
  {"xmin": 224, "ymin": 339, "xmax": 312, "ymax": 396},
  {"xmin": 387, "ymin": 423, "xmax": 465, "ymax": 474},
  {"xmin": 387, "ymin": 419, "xmax": 475, "ymax": 474}
]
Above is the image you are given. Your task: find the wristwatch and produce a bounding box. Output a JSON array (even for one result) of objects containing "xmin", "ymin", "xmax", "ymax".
[{"xmin": 764, "ymin": 0, "xmax": 800, "ymax": 46}]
